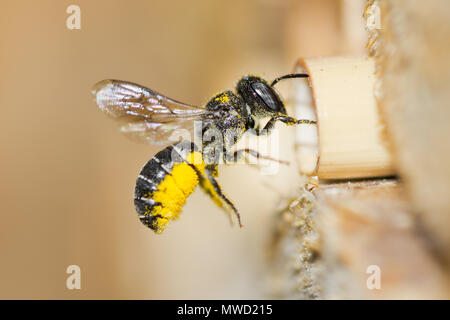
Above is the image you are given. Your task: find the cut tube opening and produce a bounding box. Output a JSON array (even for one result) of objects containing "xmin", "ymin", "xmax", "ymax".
[
  {"xmin": 291, "ymin": 66, "xmax": 319, "ymax": 176},
  {"xmin": 291, "ymin": 56, "xmax": 395, "ymax": 180}
]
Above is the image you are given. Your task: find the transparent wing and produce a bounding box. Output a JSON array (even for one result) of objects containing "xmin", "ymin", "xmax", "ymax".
[{"xmin": 92, "ymin": 79, "xmax": 209, "ymax": 146}]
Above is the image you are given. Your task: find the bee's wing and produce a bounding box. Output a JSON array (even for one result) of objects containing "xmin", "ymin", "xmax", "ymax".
[{"xmin": 92, "ymin": 79, "xmax": 210, "ymax": 146}]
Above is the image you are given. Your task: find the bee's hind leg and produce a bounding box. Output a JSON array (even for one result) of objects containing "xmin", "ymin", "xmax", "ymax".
[{"xmin": 194, "ymin": 165, "xmax": 243, "ymax": 228}]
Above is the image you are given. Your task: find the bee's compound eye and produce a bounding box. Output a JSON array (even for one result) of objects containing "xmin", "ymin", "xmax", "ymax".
[{"xmin": 250, "ymin": 82, "xmax": 283, "ymax": 113}]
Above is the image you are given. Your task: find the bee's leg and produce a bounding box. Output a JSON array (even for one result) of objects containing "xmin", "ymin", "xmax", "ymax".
[
  {"xmin": 228, "ymin": 148, "xmax": 289, "ymax": 166},
  {"xmin": 203, "ymin": 166, "xmax": 243, "ymax": 228},
  {"xmin": 189, "ymin": 163, "xmax": 243, "ymax": 228},
  {"xmin": 205, "ymin": 168, "xmax": 243, "ymax": 227},
  {"xmin": 254, "ymin": 116, "xmax": 316, "ymax": 136}
]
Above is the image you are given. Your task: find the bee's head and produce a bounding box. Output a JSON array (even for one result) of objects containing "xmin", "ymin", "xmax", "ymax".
[{"xmin": 236, "ymin": 75, "xmax": 286, "ymax": 119}]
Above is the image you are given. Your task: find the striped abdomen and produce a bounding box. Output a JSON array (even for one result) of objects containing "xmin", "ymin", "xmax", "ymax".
[{"xmin": 133, "ymin": 142, "xmax": 205, "ymax": 234}]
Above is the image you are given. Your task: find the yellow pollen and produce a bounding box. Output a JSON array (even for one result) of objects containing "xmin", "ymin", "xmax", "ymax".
[
  {"xmin": 214, "ymin": 94, "xmax": 230, "ymax": 103},
  {"xmin": 146, "ymin": 151, "xmax": 206, "ymax": 234}
]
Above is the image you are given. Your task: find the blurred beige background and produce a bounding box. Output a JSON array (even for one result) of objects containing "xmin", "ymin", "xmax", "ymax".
[{"xmin": 0, "ymin": 0, "xmax": 365, "ymax": 299}]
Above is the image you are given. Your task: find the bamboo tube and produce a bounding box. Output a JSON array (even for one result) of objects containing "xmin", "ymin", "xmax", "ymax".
[{"xmin": 292, "ymin": 56, "xmax": 395, "ymax": 179}]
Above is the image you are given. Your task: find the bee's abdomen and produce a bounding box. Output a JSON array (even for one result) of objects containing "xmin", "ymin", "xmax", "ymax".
[{"xmin": 134, "ymin": 143, "xmax": 205, "ymax": 234}]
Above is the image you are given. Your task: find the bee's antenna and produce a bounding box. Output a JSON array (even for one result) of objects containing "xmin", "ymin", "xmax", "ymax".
[{"xmin": 271, "ymin": 73, "xmax": 309, "ymax": 87}]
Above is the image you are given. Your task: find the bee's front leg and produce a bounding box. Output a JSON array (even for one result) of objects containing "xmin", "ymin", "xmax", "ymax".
[{"xmin": 253, "ymin": 116, "xmax": 316, "ymax": 136}]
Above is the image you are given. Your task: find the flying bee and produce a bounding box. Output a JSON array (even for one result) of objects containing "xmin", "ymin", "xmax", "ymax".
[{"xmin": 92, "ymin": 73, "xmax": 316, "ymax": 234}]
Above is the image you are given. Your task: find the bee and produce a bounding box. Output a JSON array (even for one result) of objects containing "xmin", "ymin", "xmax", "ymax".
[{"xmin": 92, "ymin": 73, "xmax": 316, "ymax": 234}]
